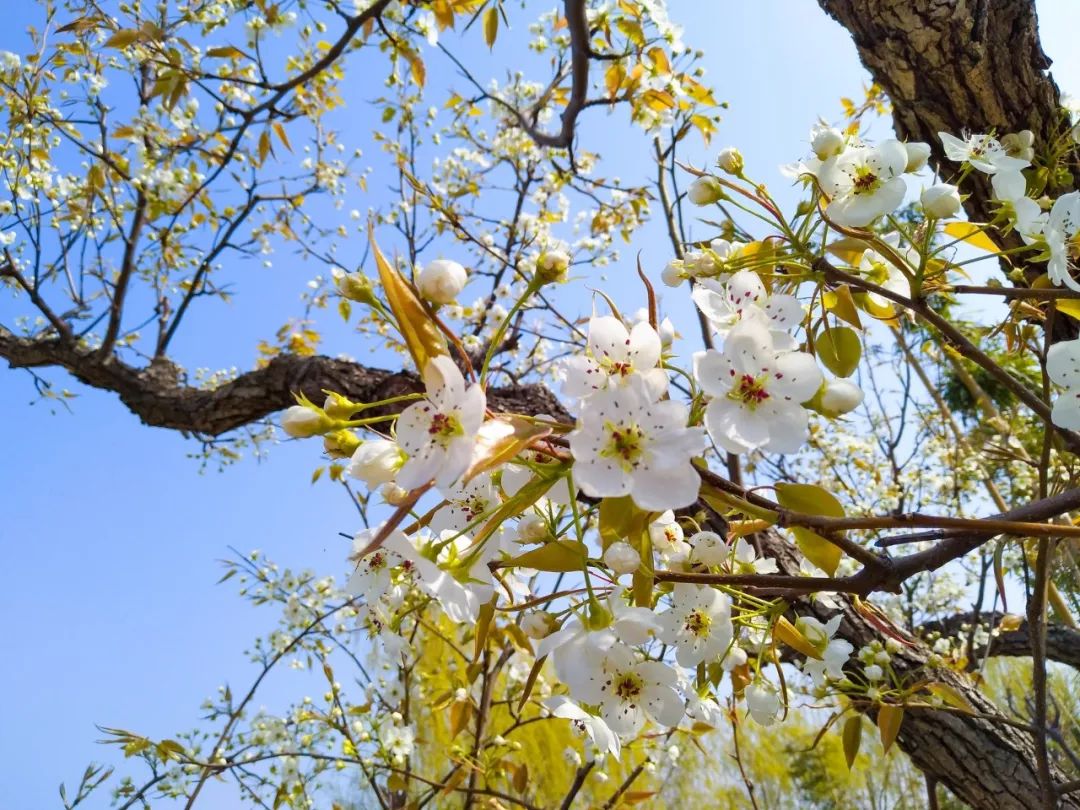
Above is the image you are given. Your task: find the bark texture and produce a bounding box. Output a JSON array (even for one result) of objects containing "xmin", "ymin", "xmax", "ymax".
[{"xmin": 755, "ymin": 531, "xmax": 1080, "ymax": 810}]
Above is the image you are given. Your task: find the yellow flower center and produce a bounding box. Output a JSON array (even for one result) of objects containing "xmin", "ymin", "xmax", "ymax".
[
  {"xmin": 600, "ymin": 421, "xmax": 646, "ymax": 469},
  {"xmin": 683, "ymin": 610, "xmax": 711, "ymax": 637},
  {"xmin": 614, "ymin": 672, "xmax": 644, "ymax": 701},
  {"xmin": 851, "ymin": 166, "xmax": 880, "ymax": 195}
]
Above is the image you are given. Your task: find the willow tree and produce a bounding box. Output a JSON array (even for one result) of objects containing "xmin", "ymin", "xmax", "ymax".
[{"xmin": 5, "ymin": 1, "xmax": 1080, "ymax": 809}]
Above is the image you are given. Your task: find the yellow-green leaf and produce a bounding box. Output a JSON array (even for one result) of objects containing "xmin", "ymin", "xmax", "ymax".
[
  {"xmin": 104, "ymin": 29, "xmax": 142, "ymax": 49},
  {"xmin": 944, "ymin": 221, "xmax": 1001, "ymax": 254},
  {"xmin": 842, "ymin": 715, "xmax": 863, "ymax": 769},
  {"xmin": 823, "ymin": 284, "xmax": 863, "ymax": 329},
  {"xmin": 369, "ymin": 224, "xmax": 448, "ymax": 372},
  {"xmin": 816, "ymin": 326, "xmax": 862, "ymax": 378},
  {"xmin": 925, "ymin": 681, "xmax": 975, "ymax": 714},
  {"xmin": 599, "ymin": 496, "xmax": 646, "ymax": 551},
  {"xmin": 483, "ymin": 6, "xmax": 498, "ymax": 49},
  {"xmin": 877, "ymin": 703, "xmax": 903, "ymax": 753},
  {"xmin": 775, "ymin": 482, "xmax": 845, "ymax": 576},
  {"xmin": 773, "ymin": 615, "xmax": 823, "ymax": 661},
  {"xmin": 507, "ymin": 540, "xmax": 587, "ymax": 572},
  {"xmin": 473, "ymin": 600, "xmax": 495, "ymax": 660}
]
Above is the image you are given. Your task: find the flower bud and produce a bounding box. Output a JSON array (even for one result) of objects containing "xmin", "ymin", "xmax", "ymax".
[
  {"xmin": 416, "ymin": 258, "xmax": 467, "ymax": 305},
  {"xmin": 687, "ymin": 176, "xmax": 723, "ymax": 206},
  {"xmin": 516, "ymin": 514, "xmax": 550, "ymax": 544},
  {"xmin": 281, "ymin": 405, "xmax": 329, "ymax": 438},
  {"xmin": 603, "ymin": 541, "xmax": 641, "ymax": 575},
  {"xmin": 863, "ymin": 664, "xmax": 884, "ymax": 681},
  {"xmin": 521, "ymin": 610, "xmax": 557, "ymax": 639},
  {"xmin": 1002, "ymin": 130, "xmax": 1035, "ymax": 161},
  {"xmin": 536, "ymin": 249, "xmax": 570, "ymax": 284},
  {"xmin": 336, "ymin": 271, "xmax": 378, "ymax": 305},
  {"xmin": 716, "ymin": 147, "xmax": 743, "ymax": 175},
  {"xmin": 658, "ymin": 316, "xmax": 676, "ymax": 348},
  {"xmin": 819, "ymin": 379, "xmax": 865, "ymax": 416},
  {"xmin": 904, "ymin": 141, "xmax": 932, "ymax": 172},
  {"xmin": 323, "ymin": 391, "xmax": 359, "ymax": 420},
  {"xmin": 323, "ymin": 429, "xmax": 361, "ymax": 459},
  {"xmin": 921, "ymin": 183, "xmax": 961, "ymax": 218},
  {"xmin": 348, "ymin": 439, "xmax": 405, "ymax": 488},
  {"xmin": 661, "ymin": 260, "xmax": 685, "ymax": 288},
  {"xmin": 380, "ymin": 482, "xmax": 411, "ymax": 505},
  {"xmin": 810, "ymin": 125, "xmax": 844, "ymax": 160},
  {"xmin": 689, "ymin": 530, "xmax": 728, "ymax": 566}
]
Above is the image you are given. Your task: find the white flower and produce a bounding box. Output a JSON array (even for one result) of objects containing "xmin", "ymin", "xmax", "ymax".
[
  {"xmin": 817, "ymin": 139, "xmax": 908, "ymax": 227},
  {"xmin": 688, "ymin": 176, "xmax": 722, "ymax": 205},
  {"xmin": 716, "ymin": 147, "xmax": 743, "ymax": 175},
  {"xmin": 603, "ymin": 541, "xmax": 641, "ymax": 575},
  {"xmin": 431, "ymin": 472, "xmax": 499, "ymax": 534},
  {"xmin": 658, "ymin": 583, "xmax": 733, "ymax": 666},
  {"xmin": 863, "ymin": 663, "xmax": 884, "ymax": 681},
  {"xmin": 648, "ymin": 510, "xmax": 690, "ymax": 562},
  {"xmin": 416, "ymin": 259, "xmax": 467, "ymax": 304},
  {"xmin": 921, "ymin": 184, "xmax": 961, "ymax": 218},
  {"xmin": 991, "ymin": 170, "xmax": 1046, "ymax": 244},
  {"xmin": 691, "ymin": 269, "xmax": 802, "ymax": 351},
  {"xmin": 903, "ymin": 141, "xmax": 931, "ymax": 172},
  {"xmin": 559, "ymin": 316, "xmax": 667, "ymax": 400},
  {"xmin": 732, "ymin": 537, "xmax": 778, "ymax": 574},
  {"xmin": 537, "ymin": 249, "xmax": 570, "ymax": 283},
  {"xmin": 694, "ymin": 318, "xmax": 822, "ymax": 454},
  {"xmin": 939, "ymin": 131, "xmax": 1029, "ymax": 174},
  {"xmin": 280, "ymin": 405, "xmax": 326, "ymax": 438},
  {"xmin": 0, "ymin": 230, "xmax": 16, "ymax": 246},
  {"xmin": 609, "ymin": 587, "xmax": 663, "ymax": 644},
  {"xmin": 689, "ymin": 531, "xmax": 729, "ymax": 566},
  {"xmin": 858, "ymin": 239, "xmax": 914, "ymax": 308},
  {"xmin": 1047, "ymin": 337, "xmax": 1080, "ymax": 429},
  {"xmin": 810, "ymin": 125, "xmax": 845, "ymax": 160},
  {"xmin": 537, "ymin": 621, "xmax": 617, "ymax": 697},
  {"xmin": 819, "ymin": 379, "xmax": 864, "ymax": 416},
  {"xmin": 746, "ymin": 681, "xmax": 782, "ymax": 726},
  {"xmin": 395, "ymin": 356, "xmax": 486, "ymax": 491},
  {"xmin": 346, "ymin": 527, "xmax": 408, "ymax": 603},
  {"xmin": 522, "ymin": 611, "xmax": 557, "ymax": 639},
  {"xmin": 1046, "ymin": 191, "xmax": 1080, "ymax": 291},
  {"xmin": 380, "ymin": 721, "xmax": 416, "ymax": 763},
  {"xmin": 684, "ymin": 691, "xmax": 726, "ymax": 726},
  {"xmin": 576, "ymin": 642, "xmax": 685, "ymax": 736},
  {"xmin": 796, "ymin": 615, "xmax": 853, "ymax": 685},
  {"xmin": 545, "ymin": 696, "xmax": 621, "ymax": 760},
  {"xmin": 348, "ymin": 439, "xmax": 405, "ymax": 488},
  {"xmin": 662, "ymin": 239, "xmax": 743, "ymax": 288},
  {"xmin": 569, "ymin": 376, "xmax": 706, "ymax": 511}
]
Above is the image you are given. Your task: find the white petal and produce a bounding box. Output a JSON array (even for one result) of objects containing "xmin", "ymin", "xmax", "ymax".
[
  {"xmin": 771, "ymin": 351, "xmax": 824, "ymax": 402},
  {"xmin": 630, "ymin": 462, "xmax": 701, "ymax": 511}
]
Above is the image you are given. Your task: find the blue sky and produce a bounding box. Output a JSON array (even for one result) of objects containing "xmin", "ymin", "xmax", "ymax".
[{"xmin": 2, "ymin": 2, "xmax": 1078, "ymax": 807}]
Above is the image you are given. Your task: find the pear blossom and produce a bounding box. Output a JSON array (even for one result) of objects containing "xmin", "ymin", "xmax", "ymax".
[
  {"xmin": 661, "ymin": 238, "xmax": 743, "ymax": 287},
  {"xmin": 569, "ymin": 376, "xmax": 707, "ymax": 511},
  {"xmin": 745, "ymin": 681, "xmax": 782, "ymax": 726},
  {"xmin": 348, "ymin": 439, "xmax": 405, "ymax": 488},
  {"xmin": 545, "ymin": 696, "xmax": 621, "ymax": 759},
  {"xmin": 575, "ymin": 642, "xmax": 685, "ymax": 736},
  {"xmin": 903, "ymin": 141, "xmax": 932, "ymax": 173},
  {"xmin": 1047, "ymin": 337, "xmax": 1080, "ymax": 429},
  {"xmin": 796, "ymin": 615, "xmax": 853, "ymax": 685},
  {"xmin": 648, "ymin": 511, "xmax": 691, "ymax": 562},
  {"xmin": 609, "ymin": 587, "xmax": 664, "ymax": 644},
  {"xmin": 537, "ymin": 621, "xmax": 617, "ymax": 697},
  {"xmin": 920, "ymin": 183, "xmax": 961, "ymax": 218},
  {"xmin": 732, "ymin": 537, "xmax": 779, "ymax": 575},
  {"xmin": 603, "ymin": 541, "xmax": 641, "ymax": 575},
  {"xmin": 939, "ymin": 131, "xmax": 1029, "ymax": 174},
  {"xmin": 858, "ymin": 239, "xmax": 914, "ymax": 308},
  {"xmin": 658, "ymin": 583, "xmax": 734, "ymax": 666},
  {"xmin": 559, "ymin": 315, "xmax": 667, "ymax": 400},
  {"xmin": 694, "ymin": 318, "xmax": 823, "ymax": 455},
  {"xmin": 431, "ymin": 472, "xmax": 500, "ymax": 534},
  {"xmin": 280, "ymin": 405, "xmax": 326, "ymax": 438},
  {"xmin": 819, "ymin": 379, "xmax": 865, "ymax": 416},
  {"xmin": 991, "ymin": 170, "xmax": 1046, "ymax": 243},
  {"xmin": 416, "ymin": 258, "xmax": 467, "ymax": 304},
  {"xmin": 689, "ymin": 531, "xmax": 729, "ymax": 566},
  {"xmin": 810, "ymin": 125, "xmax": 845, "ymax": 160},
  {"xmin": 395, "ymin": 356, "xmax": 486, "ymax": 491},
  {"xmin": 687, "ymin": 175, "xmax": 723, "ymax": 205},
  {"xmin": 1046, "ymin": 191, "xmax": 1080, "ymax": 290},
  {"xmin": 345, "ymin": 527, "xmax": 409, "ymax": 603},
  {"xmin": 522, "ymin": 610, "xmax": 557, "ymax": 639},
  {"xmin": 716, "ymin": 147, "xmax": 743, "ymax": 175},
  {"xmin": 691, "ymin": 269, "xmax": 802, "ymax": 351},
  {"xmin": 817, "ymin": 139, "xmax": 908, "ymax": 227}
]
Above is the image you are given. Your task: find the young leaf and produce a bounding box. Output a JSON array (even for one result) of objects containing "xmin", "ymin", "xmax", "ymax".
[
  {"xmin": 877, "ymin": 703, "xmax": 904, "ymax": 753},
  {"xmin": 483, "ymin": 6, "xmax": 499, "ymax": 48},
  {"xmin": 944, "ymin": 221, "xmax": 1001, "ymax": 254},
  {"xmin": 842, "ymin": 715, "xmax": 863, "ymax": 769},
  {"xmin": 775, "ymin": 482, "xmax": 845, "ymax": 575},
  {"xmin": 773, "ymin": 615, "xmax": 824, "ymax": 661},
  {"xmin": 507, "ymin": 540, "xmax": 587, "ymax": 572},
  {"xmin": 815, "ymin": 326, "xmax": 862, "ymax": 378}
]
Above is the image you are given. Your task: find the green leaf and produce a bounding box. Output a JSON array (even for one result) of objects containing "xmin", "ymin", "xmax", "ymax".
[
  {"xmin": 816, "ymin": 326, "xmax": 862, "ymax": 378},
  {"xmin": 822, "ymin": 284, "xmax": 863, "ymax": 329},
  {"xmin": 842, "ymin": 715, "xmax": 863, "ymax": 769},
  {"xmin": 483, "ymin": 6, "xmax": 499, "ymax": 49},
  {"xmin": 877, "ymin": 703, "xmax": 903, "ymax": 753},
  {"xmin": 775, "ymin": 482, "xmax": 845, "ymax": 575},
  {"xmin": 369, "ymin": 224, "xmax": 449, "ymax": 372},
  {"xmin": 507, "ymin": 540, "xmax": 587, "ymax": 572},
  {"xmin": 599, "ymin": 496, "xmax": 644, "ymax": 551}
]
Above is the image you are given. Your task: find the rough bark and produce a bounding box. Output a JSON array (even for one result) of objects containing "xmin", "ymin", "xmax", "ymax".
[
  {"xmin": 755, "ymin": 531, "xmax": 1080, "ymax": 810},
  {"xmin": 921, "ymin": 610, "xmax": 1080, "ymax": 671}
]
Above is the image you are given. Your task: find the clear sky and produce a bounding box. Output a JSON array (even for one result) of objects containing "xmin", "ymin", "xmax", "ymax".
[{"xmin": 2, "ymin": 2, "xmax": 1078, "ymax": 807}]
